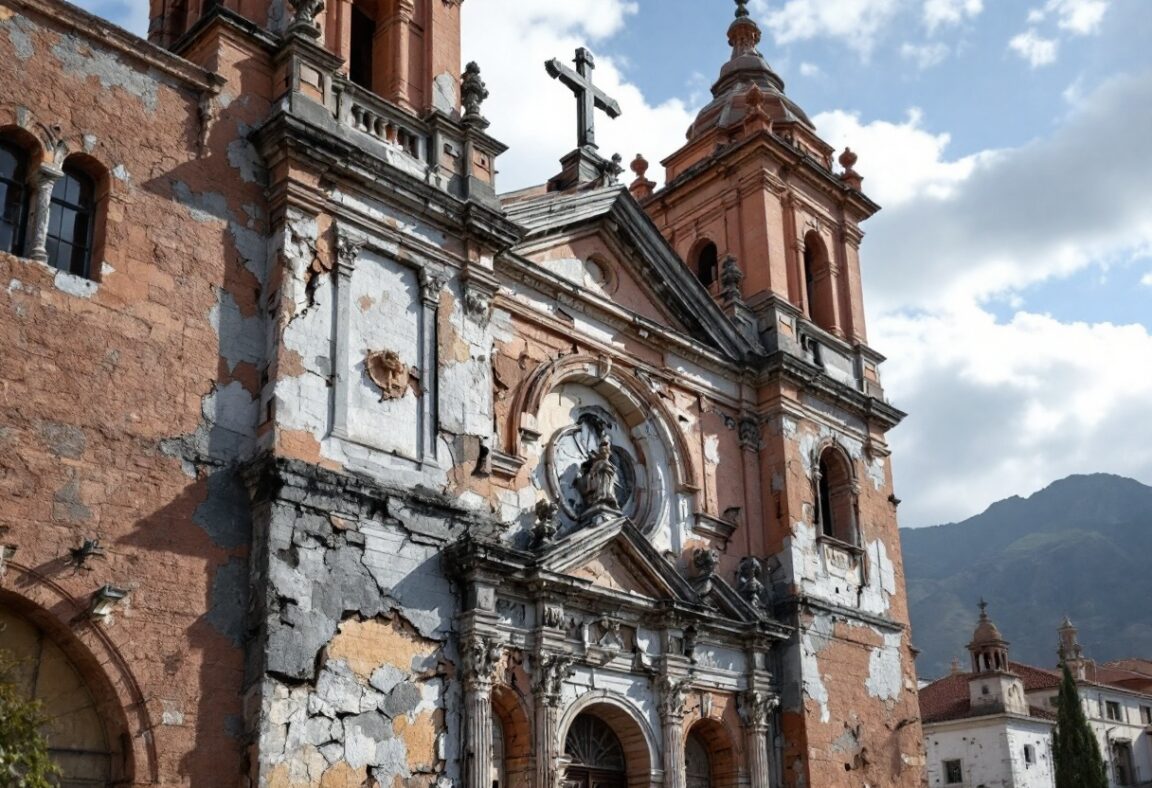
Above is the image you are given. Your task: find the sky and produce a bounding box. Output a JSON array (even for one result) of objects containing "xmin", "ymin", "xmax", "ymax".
[{"xmin": 84, "ymin": 0, "xmax": 1152, "ymax": 528}]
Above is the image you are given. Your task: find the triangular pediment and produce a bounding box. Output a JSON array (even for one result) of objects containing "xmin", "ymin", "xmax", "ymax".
[
  {"xmin": 537, "ymin": 518, "xmax": 699, "ymax": 605},
  {"xmin": 501, "ymin": 186, "xmax": 755, "ymax": 362}
]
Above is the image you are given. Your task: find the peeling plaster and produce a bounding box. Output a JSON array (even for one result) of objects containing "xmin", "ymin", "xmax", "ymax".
[
  {"xmin": 50, "ymin": 35, "xmax": 160, "ymax": 111},
  {"xmin": 865, "ymin": 632, "xmax": 904, "ymax": 701}
]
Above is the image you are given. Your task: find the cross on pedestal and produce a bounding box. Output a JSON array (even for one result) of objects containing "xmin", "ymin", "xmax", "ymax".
[{"xmin": 546, "ymin": 47, "xmax": 622, "ymax": 150}]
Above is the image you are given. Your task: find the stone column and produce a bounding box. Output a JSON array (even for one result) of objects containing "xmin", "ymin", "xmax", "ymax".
[
  {"xmin": 463, "ymin": 634, "xmax": 501, "ymax": 788},
  {"xmin": 658, "ymin": 676, "xmax": 690, "ymax": 788},
  {"xmin": 391, "ymin": 0, "xmax": 415, "ymax": 109},
  {"xmin": 739, "ymin": 689, "xmax": 777, "ymax": 787},
  {"xmin": 27, "ymin": 164, "xmax": 63, "ymax": 264},
  {"xmin": 533, "ymin": 652, "xmax": 573, "ymax": 788}
]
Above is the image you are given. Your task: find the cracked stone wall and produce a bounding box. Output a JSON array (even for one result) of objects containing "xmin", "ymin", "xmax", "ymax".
[
  {"xmin": 249, "ymin": 460, "xmax": 465, "ymax": 787},
  {"xmin": 0, "ymin": 6, "xmax": 274, "ymax": 784}
]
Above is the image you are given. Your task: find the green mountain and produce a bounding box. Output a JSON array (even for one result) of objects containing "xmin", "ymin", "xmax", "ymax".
[{"xmin": 900, "ymin": 474, "xmax": 1152, "ymax": 679}]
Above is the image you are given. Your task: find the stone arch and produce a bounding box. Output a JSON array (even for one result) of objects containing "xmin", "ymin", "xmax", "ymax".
[
  {"xmin": 802, "ymin": 229, "xmax": 836, "ymax": 333},
  {"xmin": 813, "ymin": 441, "xmax": 859, "ymax": 545},
  {"xmin": 491, "ymin": 683, "xmax": 532, "ymax": 788},
  {"xmin": 557, "ymin": 691, "xmax": 660, "ymax": 788},
  {"xmin": 0, "ymin": 562, "xmax": 158, "ymax": 782},
  {"xmin": 686, "ymin": 718, "xmax": 741, "ymax": 788},
  {"xmin": 687, "ymin": 237, "xmax": 719, "ymax": 289},
  {"xmin": 508, "ymin": 352, "xmax": 700, "ymax": 499}
]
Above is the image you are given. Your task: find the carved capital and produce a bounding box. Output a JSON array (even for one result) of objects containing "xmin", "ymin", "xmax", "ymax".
[
  {"xmin": 657, "ymin": 675, "xmax": 691, "ymax": 721},
  {"xmin": 533, "ymin": 653, "xmax": 575, "ymax": 705},
  {"xmin": 738, "ymin": 689, "xmax": 778, "ymax": 730},
  {"xmin": 420, "ymin": 269, "xmax": 446, "ymax": 305},
  {"xmin": 334, "ymin": 230, "xmax": 364, "ymax": 274},
  {"xmin": 462, "ymin": 634, "xmax": 503, "ymax": 689}
]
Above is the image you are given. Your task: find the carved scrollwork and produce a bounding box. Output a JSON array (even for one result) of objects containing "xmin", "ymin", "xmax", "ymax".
[
  {"xmin": 533, "ymin": 653, "xmax": 575, "ymax": 705},
  {"xmin": 657, "ymin": 675, "xmax": 692, "ymax": 720}
]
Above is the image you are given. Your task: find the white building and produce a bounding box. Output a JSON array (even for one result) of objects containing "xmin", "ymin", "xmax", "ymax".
[{"xmin": 919, "ymin": 605, "xmax": 1152, "ymax": 788}]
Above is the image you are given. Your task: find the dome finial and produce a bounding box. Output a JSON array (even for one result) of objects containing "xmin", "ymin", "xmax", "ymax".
[{"xmin": 735, "ymin": 0, "xmax": 750, "ymax": 18}]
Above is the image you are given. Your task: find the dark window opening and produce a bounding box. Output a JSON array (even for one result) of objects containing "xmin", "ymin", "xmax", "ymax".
[
  {"xmin": 0, "ymin": 141, "xmax": 29, "ymax": 255},
  {"xmin": 944, "ymin": 759, "xmax": 963, "ymax": 784},
  {"xmin": 803, "ymin": 243, "xmax": 816, "ymax": 315},
  {"xmin": 816, "ymin": 448, "xmax": 856, "ymax": 544},
  {"xmin": 695, "ymin": 241, "xmax": 718, "ymax": 288},
  {"xmin": 350, "ymin": 3, "xmax": 377, "ymax": 90},
  {"xmin": 818, "ymin": 458, "xmax": 833, "ymax": 538},
  {"xmin": 46, "ymin": 166, "xmax": 95, "ymax": 279}
]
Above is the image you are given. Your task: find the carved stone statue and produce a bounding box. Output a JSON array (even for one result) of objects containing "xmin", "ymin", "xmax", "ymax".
[
  {"xmin": 737, "ymin": 556, "xmax": 769, "ymax": 610},
  {"xmin": 461, "ymin": 61, "xmax": 489, "ymax": 121},
  {"xmin": 577, "ymin": 437, "xmax": 619, "ymax": 510},
  {"xmin": 532, "ymin": 499, "xmax": 559, "ymax": 547}
]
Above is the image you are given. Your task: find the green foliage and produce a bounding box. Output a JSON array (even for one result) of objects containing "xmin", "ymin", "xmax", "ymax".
[
  {"xmin": 0, "ymin": 650, "xmax": 58, "ymax": 788},
  {"xmin": 1053, "ymin": 663, "xmax": 1108, "ymax": 788}
]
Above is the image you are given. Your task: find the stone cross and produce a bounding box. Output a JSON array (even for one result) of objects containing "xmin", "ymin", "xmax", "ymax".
[{"xmin": 545, "ymin": 47, "xmax": 621, "ymax": 150}]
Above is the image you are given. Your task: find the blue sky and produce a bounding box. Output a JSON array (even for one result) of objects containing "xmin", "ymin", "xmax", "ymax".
[{"xmin": 76, "ymin": 0, "xmax": 1152, "ymax": 527}]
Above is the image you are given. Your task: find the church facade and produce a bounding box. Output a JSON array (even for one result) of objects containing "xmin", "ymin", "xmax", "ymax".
[{"xmin": 0, "ymin": 0, "xmax": 924, "ymax": 785}]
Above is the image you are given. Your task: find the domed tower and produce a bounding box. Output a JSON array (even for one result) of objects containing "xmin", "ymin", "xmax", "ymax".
[
  {"xmin": 967, "ymin": 601, "xmax": 1028, "ymax": 715},
  {"xmin": 641, "ymin": 2, "xmax": 921, "ymax": 785},
  {"xmin": 1058, "ymin": 615, "xmax": 1087, "ymax": 680}
]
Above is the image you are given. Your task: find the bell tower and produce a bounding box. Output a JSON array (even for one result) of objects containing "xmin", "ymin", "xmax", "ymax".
[
  {"xmin": 150, "ymin": 0, "xmax": 462, "ymax": 117},
  {"xmin": 641, "ymin": 2, "xmax": 924, "ymax": 785}
]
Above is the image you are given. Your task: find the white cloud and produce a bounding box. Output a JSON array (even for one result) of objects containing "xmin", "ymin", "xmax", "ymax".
[
  {"xmin": 812, "ymin": 73, "xmax": 1152, "ymax": 525},
  {"xmin": 880, "ymin": 307, "xmax": 1152, "ymax": 526},
  {"xmin": 799, "ymin": 62, "xmax": 824, "ymax": 78},
  {"xmin": 900, "ymin": 42, "xmax": 952, "ymax": 69},
  {"xmin": 923, "ymin": 0, "xmax": 984, "ymax": 33},
  {"xmin": 752, "ymin": 0, "xmax": 903, "ymax": 56},
  {"xmin": 1009, "ymin": 29, "xmax": 1060, "ymax": 67},
  {"xmin": 1141, "ymin": 272, "xmax": 1152, "ymax": 287},
  {"xmin": 811, "ymin": 108, "xmax": 988, "ymax": 208},
  {"xmin": 1046, "ymin": 0, "xmax": 1110, "ymax": 35},
  {"xmin": 462, "ymin": 0, "xmax": 696, "ymax": 191}
]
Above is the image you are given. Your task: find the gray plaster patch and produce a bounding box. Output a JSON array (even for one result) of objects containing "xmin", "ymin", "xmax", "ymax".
[
  {"xmin": 206, "ymin": 556, "xmax": 248, "ymax": 645},
  {"xmin": 50, "ymin": 35, "xmax": 160, "ymax": 112},
  {"xmin": 53, "ymin": 270, "xmax": 97, "ymax": 298},
  {"xmin": 52, "ymin": 476, "xmax": 90, "ymax": 522},
  {"xmin": 38, "ymin": 421, "xmax": 85, "ymax": 458},
  {"xmin": 315, "ymin": 660, "xmax": 364, "ymax": 715},
  {"xmin": 383, "ymin": 681, "xmax": 421, "ymax": 717},
  {"xmin": 172, "ymin": 181, "xmax": 229, "ymax": 224},
  {"xmin": 432, "ymin": 72, "xmax": 457, "ymax": 115},
  {"xmin": 210, "ymin": 289, "xmax": 264, "ymax": 372},
  {"xmin": 343, "ymin": 712, "xmax": 393, "ymax": 768},
  {"xmin": 192, "ymin": 469, "xmax": 252, "ymax": 549},
  {"xmin": 227, "ymin": 135, "xmax": 265, "ymax": 185},
  {"xmin": 4, "ymin": 14, "xmax": 34, "ymax": 59}
]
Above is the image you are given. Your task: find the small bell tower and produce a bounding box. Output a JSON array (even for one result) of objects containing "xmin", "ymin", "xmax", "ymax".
[{"xmin": 967, "ymin": 601, "xmax": 1028, "ymax": 715}]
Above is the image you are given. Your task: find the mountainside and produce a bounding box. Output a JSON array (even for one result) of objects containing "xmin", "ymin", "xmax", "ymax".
[{"xmin": 900, "ymin": 474, "xmax": 1152, "ymax": 679}]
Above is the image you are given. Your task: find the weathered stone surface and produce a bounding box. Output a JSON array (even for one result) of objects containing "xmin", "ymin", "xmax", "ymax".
[{"xmin": 342, "ymin": 711, "xmax": 392, "ymax": 769}]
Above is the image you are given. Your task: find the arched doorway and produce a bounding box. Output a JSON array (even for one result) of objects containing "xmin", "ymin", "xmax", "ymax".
[
  {"xmin": 563, "ymin": 713, "xmax": 628, "ymax": 788},
  {"xmin": 685, "ymin": 731, "xmax": 711, "ymax": 788},
  {"xmin": 0, "ymin": 604, "xmax": 116, "ymax": 786}
]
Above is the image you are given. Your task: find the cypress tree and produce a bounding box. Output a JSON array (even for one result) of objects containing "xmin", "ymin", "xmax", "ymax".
[{"xmin": 1053, "ymin": 662, "xmax": 1108, "ymax": 788}]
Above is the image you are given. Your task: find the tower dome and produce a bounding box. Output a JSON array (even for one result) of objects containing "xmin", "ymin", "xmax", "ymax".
[
  {"xmin": 967, "ymin": 600, "xmax": 1012, "ymax": 674},
  {"xmin": 686, "ymin": 0, "xmax": 814, "ymax": 141}
]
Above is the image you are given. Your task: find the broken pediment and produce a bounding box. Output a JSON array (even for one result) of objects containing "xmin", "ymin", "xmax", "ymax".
[
  {"xmin": 538, "ymin": 518, "xmax": 699, "ymax": 606},
  {"xmin": 501, "ymin": 186, "xmax": 755, "ymax": 363}
]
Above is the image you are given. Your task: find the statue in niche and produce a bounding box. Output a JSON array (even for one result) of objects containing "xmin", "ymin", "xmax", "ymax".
[
  {"xmin": 550, "ymin": 408, "xmax": 635, "ymax": 526},
  {"xmin": 577, "ymin": 437, "xmax": 619, "ymax": 510}
]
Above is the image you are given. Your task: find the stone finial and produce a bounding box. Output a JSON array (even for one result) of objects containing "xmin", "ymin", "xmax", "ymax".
[
  {"xmin": 287, "ymin": 0, "xmax": 325, "ymax": 37},
  {"xmin": 728, "ymin": 0, "xmax": 762, "ymax": 52},
  {"xmin": 629, "ymin": 153, "xmax": 657, "ymax": 199},
  {"xmin": 735, "ymin": 0, "xmax": 750, "ymax": 18},
  {"xmin": 839, "ymin": 147, "xmax": 863, "ymax": 189},
  {"xmin": 720, "ymin": 254, "xmax": 744, "ymax": 303},
  {"xmin": 461, "ymin": 61, "xmax": 490, "ymax": 125}
]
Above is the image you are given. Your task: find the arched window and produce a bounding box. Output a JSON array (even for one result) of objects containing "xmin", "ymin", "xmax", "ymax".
[
  {"xmin": 816, "ymin": 447, "xmax": 857, "ymax": 544},
  {"xmin": 46, "ymin": 163, "xmax": 96, "ymax": 278},
  {"xmin": 693, "ymin": 241, "xmax": 718, "ymax": 288},
  {"xmin": 0, "ymin": 139, "xmax": 30, "ymax": 255},
  {"xmin": 802, "ymin": 230, "xmax": 835, "ymax": 332},
  {"xmin": 349, "ymin": 0, "xmax": 379, "ymax": 90},
  {"xmin": 564, "ymin": 713, "xmax": 627, "ymax": 788},
  {"xmin": 685, "ymin": 731, "xmax": 712, "ymax": 788}
]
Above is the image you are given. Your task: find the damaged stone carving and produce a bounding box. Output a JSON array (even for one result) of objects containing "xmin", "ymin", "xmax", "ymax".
[
  {"xmin": 287, "ymin": 0, "xmax": 325, "ymax": 36},
  {"xmin": 738, "ymin": 688, "xmax": 778, "ymax": 729},
  {"xmin": 657, "ymin": 675, "xmax": 691, "ymax": 719},
  {"xmin": 461, "ymin": 633, "xmax": 503, "ymax": 686},
  {"xmin": 532, "ymin": 499, "xmax": 559, "ymax": 547},
  {"xmin": 533, "ymin": 653, "xmax": 575, "ymax": 704},
  {"xmin": 736, "ymin": 556, "xmax": 770, "ymax": 610},
  {"xmin": 365, "ymin": 350, "xmax": 421, "ymax": 401},
  {"xmin": 693, "ymin": 546, "xmax": 719, "ymax": 577}
]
